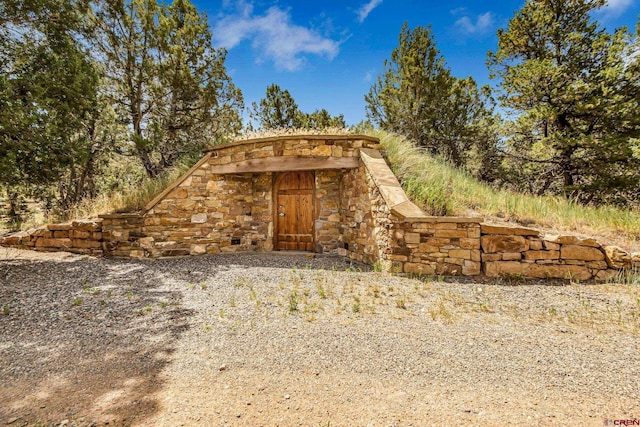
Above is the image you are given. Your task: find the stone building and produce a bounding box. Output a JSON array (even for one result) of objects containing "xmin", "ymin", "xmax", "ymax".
[{"xmin": 4, "ymin": 134, "xmax": 635, "ymax": 280}]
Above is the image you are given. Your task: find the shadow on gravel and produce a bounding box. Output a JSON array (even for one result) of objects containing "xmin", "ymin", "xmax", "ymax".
[
  {"xmin": 0, "ymin": 255, "xmax": 194, "ymax": 426},
  {"xmin": 0, "ymin": 252, "xmax": 366, "ymax": 426}
]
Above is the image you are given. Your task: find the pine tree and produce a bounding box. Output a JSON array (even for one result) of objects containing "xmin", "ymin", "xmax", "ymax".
[
  {"xmin": 91, "ymin": 0, "xmax": 243, "ymax": 178},
  {"xmin": 365, "ymin": 23, "xmax": 497, "ymax": 170},
  {"xmin": 250, "ymin": 84, "xmax": 302, "ymax": 129},
  {"xmin": 489, "ymin": 0, "xmax": 640, "ymax": 204}
]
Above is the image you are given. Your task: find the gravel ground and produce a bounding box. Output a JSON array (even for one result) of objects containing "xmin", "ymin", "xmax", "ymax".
[{"xmin": 1, "ymin": 247, "xmax": 639, "ymax": 427}]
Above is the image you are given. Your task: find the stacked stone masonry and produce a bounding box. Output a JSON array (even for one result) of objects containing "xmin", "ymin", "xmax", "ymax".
[
  {"xmin": 2, "ymin": 134, "xmax": 638, "ymax": 281},
  {"xmin": 1, "ymin": 220, "xmax": 103, "ymax": 256}
]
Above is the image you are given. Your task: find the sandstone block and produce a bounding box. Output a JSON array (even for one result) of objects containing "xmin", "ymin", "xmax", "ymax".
[
  {"xmin": 171, "ymin": 188, "xmax": 188, "ymax": 199},
  {"xmin": 481, "ymin": 235, "xmax": 528, "ymax": 253},
  {"xmin": 70, "ymin": 230, "xmax": 90, "ymax": 239},
  {"xmin": 191, "ymin": 213, "xmax": 207, "ymax": 224},
  {"xmin": 586, "ymin": 261, "xmax": 609, "ymax": 270},
  {"xmin": 47, "ymin": 222, "xmax": 72, "ymax": 231},
  {"xmin": 529, "ymin": 239, "xmax": 543, "ymax": 250},
  {"xmin": 71, "ymin": 220, "xmax": 102, "ymax": 231},
  {"xmin": 435, "ymin": 229, "xmax": 468, "ymax": 238},
  {"xmin": 33, "ymin": 228, "xmax": 51, "ymax": 238},
  {"xmin": 190, "ymin": 244, "xmax": 207, "ymax": 255},
  {"xmin": 53, "ymin": 231, "xmax": 69, "ymax": 238},
  {"xmin": 404, "ymin": 262, "xmax": 435, "ymax": 275},
  {"xmin": 311, "ymin": 145, "xmax": 332, "ymax": 156},
  {"xmin": 459, "ymin": 238, "xmax": 480, "ymax": 249},
  {"xmin": 449, "ymin": 249, "xmax": 471, "ymax": 260},
  {"xmin": 138, "ymin": 237, "xmax": 155, "ymax": 249},
  {"xmin": 483, "ymin": 261, "xmax": 524, "ymax": 277},
  {"xmin": 561, "ymin": 245, "xmax": 604, "ymax": 261},
  {"xmin": 405, "ymin": 232, "xmax": 420, "ymax": 244},
  {"xmin": 523, "ymin": 250, "xmax": 559, "ymax": 261},
  {"xmin": 480, "ymin": 224, "xmax": 539, "ymax": 236},
  {"xmin": 545, "ymin": 235, "xmax": 600, "ymax": 247},
  {"xmin": 481, "ymin": 253, "xmax": 502, "ymax": 262},
  {"xmin": 502, "ymin": 252, "xmax": 522, "ymax": 261},
  {"xmin": 72, "ymin": 239, "xmax": 101, "ymax": 249},
  {"xmin": 525, "ymin": 264, "xmax": 592, "ymax": 281},
  {"xmin": 434, "ymin": 222, "xmax": 458, "ymax": 230},
  {"xmin": 462, "ymin": 260, "xmax": 481, "ymax": 276},
  {"xmin": 36, "ymin": 238, "xmax": 72, "ymax": 248},
  {"xmin": 543, "ymin": 240, "xmax": 560, "ymax": 251},
  {"xmin": 604, "ymin": 246, "xmax": 632, "ymax": 269}
]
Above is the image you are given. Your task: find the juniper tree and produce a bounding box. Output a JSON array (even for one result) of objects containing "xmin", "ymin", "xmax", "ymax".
[
  {"xmin": 365, "ymin": 23, "xmax": 497, "ymax": 171},
  {"xmin": 489, "ymin": 0, "xmax": 640, "ymax": 204}
]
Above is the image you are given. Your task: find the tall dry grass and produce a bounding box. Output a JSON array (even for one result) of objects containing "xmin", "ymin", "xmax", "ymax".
[{"xmin": 370, "ymin": 129, "xmax": 640, "ymax": 241}]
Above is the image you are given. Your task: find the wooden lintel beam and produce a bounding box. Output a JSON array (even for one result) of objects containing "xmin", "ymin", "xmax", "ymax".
[{"xmin": 211, "ymin": 156, "xmax": 360, "ymax": 174}]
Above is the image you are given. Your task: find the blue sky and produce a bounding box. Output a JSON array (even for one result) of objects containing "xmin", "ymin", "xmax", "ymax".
[{"xmin": 194, "ymin": 0, "xmax": 640, "ymax": 126}]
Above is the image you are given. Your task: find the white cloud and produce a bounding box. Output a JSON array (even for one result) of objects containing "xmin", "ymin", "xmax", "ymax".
[
  {"xmin": 453, "ymin": 12, "xmax": 494, "ymax": 36},
  {"xmin": 356, "ymin": 0, "xmax": 383, "ymax": 23},
  {"xmin": 600, "ymin": 0, "xmax": 635, "ymax": 18},
  {"xmin": 213, "ymin": 2, "xmax": 340, "ymax": 71}
]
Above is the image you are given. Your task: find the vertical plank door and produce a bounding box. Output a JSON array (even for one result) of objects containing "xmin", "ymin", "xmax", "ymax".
[{"xmin": 275, "ymin": 171, "xmax": 314, "ymax": 251}]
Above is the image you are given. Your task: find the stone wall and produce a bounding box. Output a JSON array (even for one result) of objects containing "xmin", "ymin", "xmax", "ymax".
[
  {"xmin": 315, "ymin": 169, "xmax": 344, "ymax": 254},
  {"xmin": 480, "ymin": 224, "xmax": 636, "ymax": 281},
  {"xmin": 1, "ymin": 220, "xmax": 103, "ymax": 256},
  {"xmin": 340, "ymin": 164, "xmax": 386, "ymax": 265}
]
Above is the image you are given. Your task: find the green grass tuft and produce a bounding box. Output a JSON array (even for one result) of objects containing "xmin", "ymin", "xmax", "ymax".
[{"xmin": 369, "ymin": 129, "xmax": 640, "ymax": 241}]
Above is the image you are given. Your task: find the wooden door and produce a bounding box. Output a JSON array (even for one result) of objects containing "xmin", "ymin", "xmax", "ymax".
[{"xmin": 275, "ymin": 171, "xmax": 315, "ymax": 251}]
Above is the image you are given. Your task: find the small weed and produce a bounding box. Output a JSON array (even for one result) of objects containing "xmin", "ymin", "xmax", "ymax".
[
  {"xmin": 159, "ymin": 301, "xmax": 168, "ymax": 308},
  {"xmin": 230, "ymin": 296, "xmax": 236, "ymax": 308},
  {"xmin": 71, "ymin": 297, "xmax": 83, "ymax": 306},
  {"xmin": 373, "ymin": 261, "xmax": 383, "ymax": 272},
  {"xmin": 92, "ymin": 289, "xmax": 101, "ymax": 295},
  {"xmin": 218, "ymin": 309, "xmax": 226, "ymax": 318},
  {"xmin": 106, "ymin": 290, "xmax": 112, "ymax": 297},
  {"xmin": 352, "ymin": 296, "xmax": 360, "ymax": 313},
  {"xmin": 99, "ymin": 299, "xmax": 106, "ymax": 306},
  {"xmin": 201, "ymin": 282, "xmax": 208, "ymax": 290},
  {"xmin": 317, "ymin": 283, "xmax": 327, "ymax": 299},
  {"xmin": 608, "ymin": 266, "xmax": 640, "ymax": 286},
  {"xmin": 430, "ymin": 297, "xmax": 453, "ymax": 322},
  {"xmin": 126, "ymin": 292, "xmax": 133, "ymax": 300},
  {"xmin": 2, "ymin": 305, "xmax": 10, "ymax": 316},
  {"xmin": 396, "ymin": 298, "xmax": 406, "ymax": 310},
  {"xmin": 203, "ymin": 324, "xmax": 211, "ymax": 331},
  {"xmin": 288, "ymin": 292, "xmax": 299, "ymax": 314}
]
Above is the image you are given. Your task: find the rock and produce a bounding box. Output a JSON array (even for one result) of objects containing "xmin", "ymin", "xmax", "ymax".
[
  {"xmin": 481, "ymin": 235, "xmax": 528, "ymax": 253},
  {"xmin": 560, "ymin": 245, "xmax": 604, "ymax": 261},
  {"xmin": 483, "ymin": 261, "xmax": 524, "ymax": 277},
  {"xmin": 525, "ymin": 264, "xmax": 592, "ymax": 281},
  {"xmin": 523, "ymin": 250, "xmax": 559, "ymax": 261},
  {"xmin": 480, "ymin": 224, "xmax": 539, "ymax": 236},
  {"xmin": 190, "ymin": 213, "xmax": 207, "ymax": 224},
  {"xmin": 545, "ymin": 235, "xmax": 600, "ymax": 248},
  {"xmin": 604, "ymin": 246, "xmax": 632, "ymax": 269}
]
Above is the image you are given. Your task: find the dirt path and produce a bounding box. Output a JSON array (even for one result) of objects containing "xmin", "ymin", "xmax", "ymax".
[{"xmin": 1, "ymin": 248, "xmax": 639, "ymax": 426}]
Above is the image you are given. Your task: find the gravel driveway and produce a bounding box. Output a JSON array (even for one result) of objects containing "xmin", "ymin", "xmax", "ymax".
[{"xmin": 1, "ymin": 248, "xmax": 639, "ymax": 426}]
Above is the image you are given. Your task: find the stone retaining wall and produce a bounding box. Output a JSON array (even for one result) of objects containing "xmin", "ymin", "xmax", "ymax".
[
  {"xmin": 480, "ymin": 224, "xmax": 637, "ymax": 281},
  {"xmin": 1, "ymin": 220, "xmax": 103, "ymax": 256}
]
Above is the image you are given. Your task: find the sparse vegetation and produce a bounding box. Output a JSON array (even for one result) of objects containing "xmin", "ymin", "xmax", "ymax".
[{"xmin": 373, "ymin": 129, "xmax": 640, "ymax": 241}]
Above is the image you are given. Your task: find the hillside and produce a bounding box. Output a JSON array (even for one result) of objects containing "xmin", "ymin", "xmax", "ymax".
[{"xmin": 373, "ymin": 130, "xmax": 640, "ymax": 252}]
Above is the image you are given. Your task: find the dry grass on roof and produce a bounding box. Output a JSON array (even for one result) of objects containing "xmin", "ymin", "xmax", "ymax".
[{"xmin": 233, "ymin": 127, "xmax": 353, "ymax": 142}]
